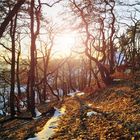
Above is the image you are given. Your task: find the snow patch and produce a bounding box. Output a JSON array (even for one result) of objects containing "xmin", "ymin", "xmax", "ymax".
[
  {"xmin": 0, "ymin": 110, "xmax": 4, "ymax": 115},
  {"xmin": 0, "ymin": 102, "xmax": 4, "ymax": 109},
  {"xmin": 67, "ymin": 92, "xmax": 76, "ymax": 97},
  {"xmin": 33, "ymin": 108, "xmax": 42, "ymax": 119},
  {"xmin": 28, "ymin": 106, "xmax": 65, "ymax": 140},
  {"xmin": 77, "ymin": 92, "xmax": 85, "ymax": 96},
  {"xmin": 35, "ymin": 108, "xmax": 42, "ymax": 117},
  {"xmin": 67, "ymin": 91, "xmax": 84, "ymax": 97},
  {"xmin": 45, "ymin": 99, "xmax": 51, "ymax": 103},
  {"xmin": 87, "ymin": 111, "xmax": 98, "ymax": 117}
]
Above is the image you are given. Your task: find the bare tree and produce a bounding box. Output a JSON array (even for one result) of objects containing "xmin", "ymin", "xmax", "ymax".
[
  {"xmin": 27, "ymin": 0, "xmax": 42, "ymax": 117},
  {"xmin": 69, "ymin": 0, "xmax": 113, "ymax": 85}
]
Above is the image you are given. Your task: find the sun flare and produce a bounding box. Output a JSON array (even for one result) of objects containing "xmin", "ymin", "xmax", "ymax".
[{"xmin": 53, "ymin": 32, "xmax": 77, "ymax": 57}]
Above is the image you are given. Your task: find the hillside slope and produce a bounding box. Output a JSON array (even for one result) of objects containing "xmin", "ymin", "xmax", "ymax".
[{"xmin": 51, "ymin": 74, "xmax": 140, "ymax": 139}]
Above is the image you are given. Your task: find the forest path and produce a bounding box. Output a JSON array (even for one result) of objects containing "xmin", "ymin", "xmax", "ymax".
[
  {"xmin": 51, "ymin": 81, "xmax": 140, "ymax": 139},
  {"xmin": 0, "ymin": 100, "xmax": 61, "ymax": 140},
  {"xmin": 1, "ymin": 77, "xmax": 140, "ymax": 139}
]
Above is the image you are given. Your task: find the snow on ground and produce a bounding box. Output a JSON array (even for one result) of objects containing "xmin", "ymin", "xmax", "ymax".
[
  {"xmin": 35, "ymin": 108, "xmax": 42, "ymax": 117},
  {"xmin": 0, "ymin": 110, "xmax": 4, "ymax": 115},
  {"xmin": 0, "ymin": 102, "xmax": 4, "ymax": 109},
  {"xmin": 67, "ymin": 91, "xmax": 84, "ymax": 97},
  {"xmin": 28, "ymin": 106, "xmax": 66, "ymax": 140},
  {"xmin": 77, "ymin": 92, "xmax": 85, "ymax": 96},
  {"xmin": 32, "ymin": 108, "xmax": 42, "ymax": 119},
  {"xmin": 87, "ymin": 111, "xmax": 98, "ymax": 117},
  {"xmin": 19, "ymin": 101, "xmax": 24, "ymax": 107},
  {"xmin": 67, "ymin": 92, "xmax": 76, "ymax": 97},
  {"xmin": 14, "ymin": 85, "xmax": 26, "ymax": 93},
  {"xmin": 45, "ymin": 99, "xmax": 51, "ymax": 103},
  {"xmin": 53, "ymin": 89, "xmax": 64, "ymax": 97}
]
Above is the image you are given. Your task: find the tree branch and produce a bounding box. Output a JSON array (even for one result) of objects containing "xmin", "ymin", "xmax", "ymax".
[
  {"xmin": 0, "ymin": 0, "xmax": 25, "ymax": 38},
  {"xmin": 41, "ymin": 0, "xmax": 62, "ymax": 7}
]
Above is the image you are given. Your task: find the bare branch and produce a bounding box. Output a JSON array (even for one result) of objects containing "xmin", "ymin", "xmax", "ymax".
[
  {"xmin": 41, "ymin": 0, "xmax": 62, "ymax": 7},
  {"xmin": 0, "ymin": 0, "xmax": 26, "ymax": 38},
  {"xmin": 0, "ymin": 43, "xmax": 12, "ymax": 52},
  {"xmin": 3, "ymin": 56, "xmax": 11, "ymax": 65}
]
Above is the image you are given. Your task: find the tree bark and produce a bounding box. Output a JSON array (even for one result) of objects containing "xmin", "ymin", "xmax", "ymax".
[
  {"xmin": 0, "ymin": 0, "xmax": 25, "ymax": 38},
  {"xmin": 9, "ymin": 14, "xmax": 17, "ymax": 117},
  {"xmin": 85, "ymin": 48, "xmax": 112, "ymax": 86},
  {"xmin": 29, "ymin": 0, "xmax": 36, "ymax": 117}
]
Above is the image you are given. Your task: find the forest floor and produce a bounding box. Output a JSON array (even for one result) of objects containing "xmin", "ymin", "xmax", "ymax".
[
  {"xmin": 0, "ymin": 101, "xmax": 62, "ymax": 140},
  {"xmin": 51, "ymin": 72, "xmax": 140, "ymax": 140},
  {"xmin": 1, "ymin": 72, "xmax": 140, "ymax": 140}
]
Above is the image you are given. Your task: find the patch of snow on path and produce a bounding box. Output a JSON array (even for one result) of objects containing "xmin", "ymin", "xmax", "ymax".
[
  {"xmin": 77, "ymin": 92, "xmax": 85, "ymax": 96},
  {"xmin": 32, "ymin": 108, "xmax": 42, "ymax": 120},
  {"xmin": 45, "ymin": 99, "xmax": 51, "ymax": 103},
  {"xmin": 28, "ymin": 106, "xmax": 65, "ymax": 140},
  {"xmin": 35, "ymin": 108, "xmax": 42, "ymax": 117},
  {"xmin": 87, "ymin": 111, "xmax": 98, "ymax": 117},
  {"xmin": 67, "ymin": 91, "xmax": 84, "ymax": 97}
]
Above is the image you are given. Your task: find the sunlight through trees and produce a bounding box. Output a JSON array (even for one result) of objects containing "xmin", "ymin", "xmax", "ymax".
[{"xmin": 0, "ymin": 0, "xmax": 140, "ymax": 139}]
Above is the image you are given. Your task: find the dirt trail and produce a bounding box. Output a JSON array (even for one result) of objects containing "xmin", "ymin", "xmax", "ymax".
[
  {"xmin": 1, "ymin": 77, "xmax": 140, "ymax": 139},
  {"xmin": 51, "ymin": 81, "xmax": 140, "ymax": 140},
  {"xmin": 0, "ymin": 101, "xmax": 61, "ymax": 140}
]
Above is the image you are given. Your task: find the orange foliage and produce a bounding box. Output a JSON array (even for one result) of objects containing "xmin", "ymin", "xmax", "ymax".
[
  {"xmin": 83, "ymin": 82, "xmax": 106, "ymax": 94},
  {"xmin": 111, "ymin": 71, "xmax": 132, "ymax": 79}
]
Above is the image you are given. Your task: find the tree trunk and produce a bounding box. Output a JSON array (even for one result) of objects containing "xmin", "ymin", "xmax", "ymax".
[
  {"xmin": 16, "ymin": 47, "xmax": 21, "ymax": 113},
  {"xmin": 91, "ymin": 68, "xmax": 101, "ymax": 88},
  {"xmin": 67, "ymin": 63, "xmax": 76, "ymax": 92},
  {"xmin": 9, "ymin": 15, "xmax": 17, "ymax": 117},
  {"xmin": 0, "ymin": 0, "xmax": 25, "ymax": 38},
  {"xmin": 46, "ymin": 81, "xmax": 60, "ymax": 100},
  {"xmin": 85, "ymin": 48, "xmax": 112, "ymax": 86},
  {"xmin": 29, "ymin": 0, "xmax": 36, "ymax": 117}
]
